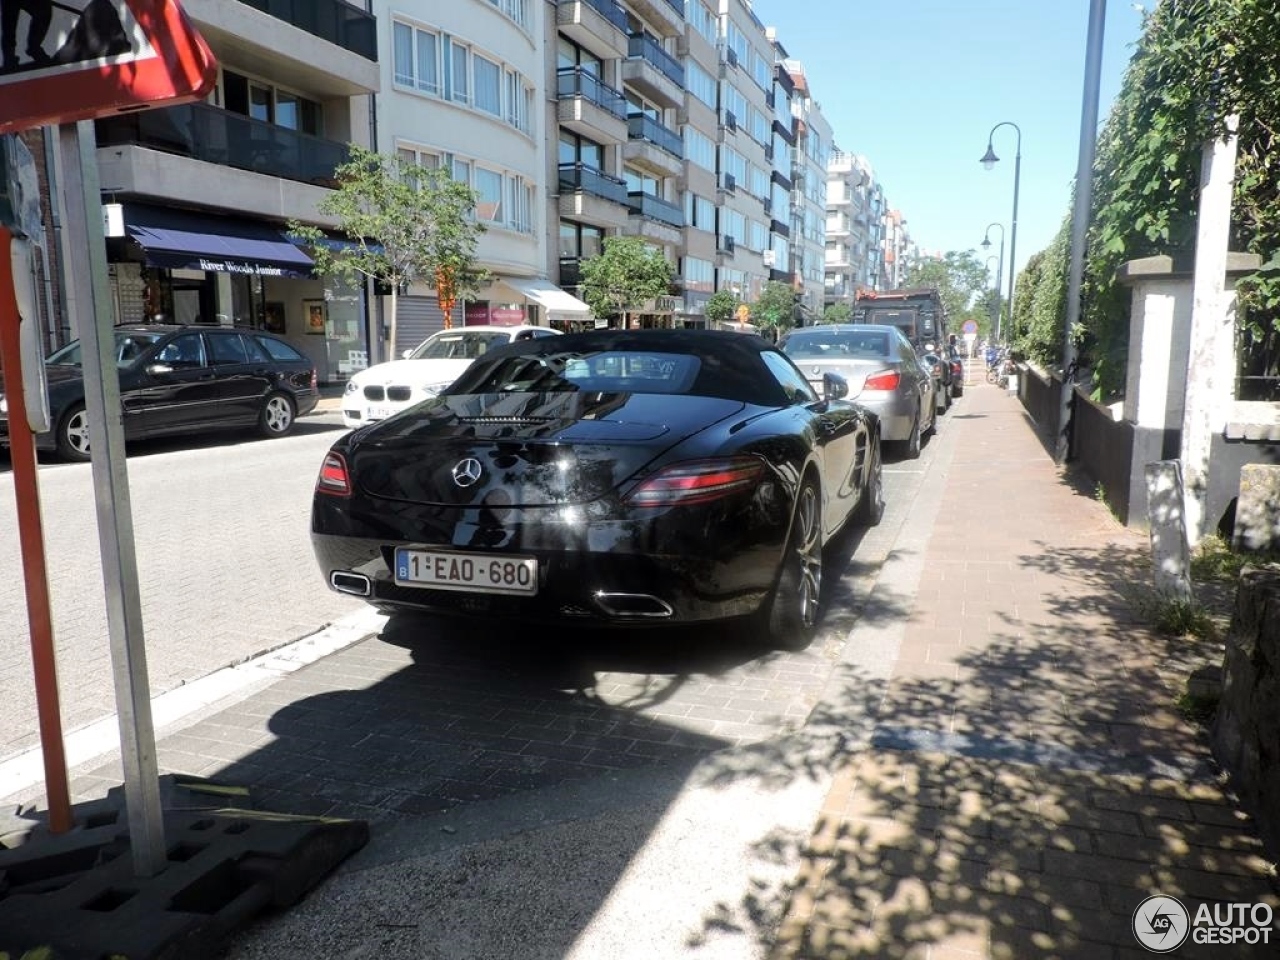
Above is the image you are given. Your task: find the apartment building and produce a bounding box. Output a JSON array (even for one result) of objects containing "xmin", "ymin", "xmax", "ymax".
[
  {"xmin": 825, "ymin": 149, "xmax": 887, "ymax": 307},
  {"xmin": 775, "ymin": 50, "xmax": 830, "ymax": 324},
  {"xmin": 382, "ymin": 1, "xmax": 592, "ymax": 354},
  {"xmin": 882, "ymin": 208, "xmax": 913, "ymax": 288},
  {"xmin": 91, "ymin": 0, "xmax": 380, "ymax": 381}
]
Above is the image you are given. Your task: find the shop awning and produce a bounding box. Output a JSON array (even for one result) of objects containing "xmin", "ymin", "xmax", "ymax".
[
  {"xmin": 116, "ymin": 203, "xmax": 315, "ymax": 278},
  {"xmin": 501, "ymin": 277, "xmax": 592, "ymax": 320}
]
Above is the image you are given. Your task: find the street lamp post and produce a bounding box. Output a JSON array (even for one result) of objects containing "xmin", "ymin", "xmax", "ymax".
[
  {"xmin": 981, "ymin": 222, "xmax": 1005, "ymax": 342},
  {"xmin": 980, "ymin": 122, "xmax": 1021, "ymax": 344}
]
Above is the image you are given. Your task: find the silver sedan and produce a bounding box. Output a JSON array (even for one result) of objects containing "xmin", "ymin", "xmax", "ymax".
[{"xmin": 779, "ymin": 323, "xmax": 937, "ymax": 458}]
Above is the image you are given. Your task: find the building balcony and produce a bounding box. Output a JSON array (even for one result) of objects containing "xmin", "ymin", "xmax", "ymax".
[
  {"xmin": 558, "ymin": 163, "xmax": 630, "ymax": 228},
  {"xmin": 234, "ymin": 0, "xmax": 375, "ymax": 59},
  {"xmin": 624, "ymin": 192, "xmax": 683, "ymax": 246},
  {"xmin": 622, "ymin": 35, "xmax": 684, "ymax": 108},
  {"xmin": 556, "ymin": 0, "xmax": 628, "ymax": 58},
  {"xmin": 622, "ymin": 0, "xmax": 685, "ymax": 38},
  {"xmin": 623, "ymin": 115, "xmax": 683, "ymax": 177},
  {"xmin": 97, "ymin": 102, "xmax": 350, "ymax": 187},
  {"xmin": 557, "ymin": 68, "xmax": 628, "ymax": 143},
  {"xmin": 184, "ymin": 0, "xmax": 378, "ymax": 95}
]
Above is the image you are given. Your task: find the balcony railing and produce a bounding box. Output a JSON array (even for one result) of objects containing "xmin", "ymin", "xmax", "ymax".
[
  {"xmin": 558, "ymin": 162, "xmax": 628, "ymax": 205},
  {"xmin": 571, "ymin": 0, "xmax": 629, "ymax": 32},
  {"xmin": 557, "ymin": 67, "xmax": 626, "ymax": 119},
  {"xmin": 626, "ymin": 191, "xmax": 684, "ymax": 229},
  {"xmin": 627, "ymin": 114, "xmax": 682, "ymax": 158},
  {"xmin": 95, "ymin": 102, "xmax": 351, "ymax": 187},
  {"xmin": 627, "ymin": 34, "xmax": 684, "ymax": 88},
  {"xmin": 239, "ymin": 0, "xmax": 377, "ymax": 60}
]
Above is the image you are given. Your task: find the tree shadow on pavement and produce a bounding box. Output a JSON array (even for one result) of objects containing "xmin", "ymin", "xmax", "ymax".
[{"xmin": 690, "ymin": 538, "xmax": 1280, "ymax": 959}]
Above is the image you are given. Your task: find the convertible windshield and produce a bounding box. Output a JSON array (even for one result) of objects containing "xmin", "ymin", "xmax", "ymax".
[
  {"xmin": 46, "ymin": 332, "xmax": 165, "ymax": 367},
  {"xmin": 409, "ymin": 331, "xmax": 511, "ymax": 360},
  {"xmin": 450, "ymin": 349, "xmax": 704, "ymax": 397}
]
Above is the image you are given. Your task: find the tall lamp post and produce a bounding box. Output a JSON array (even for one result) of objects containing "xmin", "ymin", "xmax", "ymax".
[
  {"xmin": 980, "ymin": 122, "xmax": 1021, "ymax": 343},
  {"xmin": 981, "ymin": 222, "xmax": 1005, "ymax": 342}
]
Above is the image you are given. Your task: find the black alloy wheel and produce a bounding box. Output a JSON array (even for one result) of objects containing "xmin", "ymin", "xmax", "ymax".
[
  {"xmin": 759, "ymin": 479, "xmax": 823, "ymax": 651},
  {"xmin": 903, "ymin": 412, "xmax": 922, "ymax": 460}
]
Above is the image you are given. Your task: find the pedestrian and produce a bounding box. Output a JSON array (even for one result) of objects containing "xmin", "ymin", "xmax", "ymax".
[{"xmin": 1, "ymin": 0, "xmax": 53, "ymax": 73}]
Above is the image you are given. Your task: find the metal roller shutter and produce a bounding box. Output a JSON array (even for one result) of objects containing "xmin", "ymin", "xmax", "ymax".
[{"xmin": 395, "ymin": 297, "xmax": 445, "ymax": 356}]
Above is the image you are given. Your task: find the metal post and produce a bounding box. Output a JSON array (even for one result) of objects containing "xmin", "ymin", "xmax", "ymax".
[
  {"xmin": 981, "ymin": 123, "xmax": 1021, "ymax": 343},
  {"xmin": 58, "ymin": 121, "xmax": 166, "ymax": 876},
  {"xmin": 982, "ymin": 223, "xmax": 1005, "ymax": 341},
  {"xmin": 1059, "ymin": 0, "xmax": 1107, "ymax": 464}
]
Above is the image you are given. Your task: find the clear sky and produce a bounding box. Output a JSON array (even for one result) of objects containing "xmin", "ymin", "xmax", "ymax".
[{"xmin": 749, "ymin": 0, "xmax": 1150, "ymax": 284}]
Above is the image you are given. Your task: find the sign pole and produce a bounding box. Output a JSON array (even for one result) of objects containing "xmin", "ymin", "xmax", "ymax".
[
  {"xmin": 0, "ymin": 223, "xmax": 73, "ymax": 834},
  {"xmin": 59, "ymin": 120, "xmax": 166, "ymax": 876}
]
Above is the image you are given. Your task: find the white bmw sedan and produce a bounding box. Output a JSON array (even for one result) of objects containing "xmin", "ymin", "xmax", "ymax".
[{"xmin": 342, "ymin": 324, "xmax": 562, "ymax": 428}]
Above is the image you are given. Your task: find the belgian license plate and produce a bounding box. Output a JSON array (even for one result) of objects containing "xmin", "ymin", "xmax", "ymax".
[
  {"xmin": 394, "ymin": 548, "xmax": 538, "ymax": 595},
  {"xmin": 369, "ymin": 405, "xmax": 397, "ymax": 421}
]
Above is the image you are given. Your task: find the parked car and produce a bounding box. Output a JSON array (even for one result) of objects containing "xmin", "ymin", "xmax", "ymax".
[
  {"xmin": 948, "ymin": 346, "xmax": 965, "ymax": 398},
  {"xmin": 341, "ymin": 324, "xmax": 561, "ymax": 428},
  {"xmin": 920, "ymin": 351, "xmax": 952, "ymax": 414},
  {"xmin": 778, "ymin": 323, "xmax": 937, "ymax": 458},
  {"xmin": 0, "ymin": 324, "xmax": 318, "ymax": 462},
  {"xmin": 312, "ymin": 329, "xmax": 885, "ymax": 650}
]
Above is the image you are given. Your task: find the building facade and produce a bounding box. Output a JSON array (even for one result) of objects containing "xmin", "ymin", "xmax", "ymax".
[
  {"xmin": 825, "ymin": 149, "xmax": 887, "ymax": 307},
  {"xmin": 93, "ymin": 0, "xmax": 380, "ymax": 381}
]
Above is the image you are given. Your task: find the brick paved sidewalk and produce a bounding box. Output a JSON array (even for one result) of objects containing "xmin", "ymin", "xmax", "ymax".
[{"xmin": 770, "ymin": 378, "xmax": 1280, "ymax": 959}]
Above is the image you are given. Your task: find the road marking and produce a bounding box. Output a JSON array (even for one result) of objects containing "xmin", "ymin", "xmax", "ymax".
[{"xmin": 0, "ymin": 607, "xmax": 385, "ymax": 804}]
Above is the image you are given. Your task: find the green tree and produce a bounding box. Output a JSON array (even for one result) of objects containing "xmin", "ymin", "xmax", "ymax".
[
  {"xmin": 288, "ymin": 144, "xmax": 486, "ymax": 357},
  {"xmin": 704, "ymin": 289, "xmax": 739, "ymax": 326},
  {"xmin": 824, "ymin": 302, "xmax": 852, "ymax": 324},
  {"xmin": 903, "ymin": 252, "xmax": 992, "ymax": 339},
  {"xmin": 752, "ymin": 280, "xmax": 797, "ymax": 333},
  {"xmin": 580, "ymin": 236, "xmax": 673, "ymax": 326}
]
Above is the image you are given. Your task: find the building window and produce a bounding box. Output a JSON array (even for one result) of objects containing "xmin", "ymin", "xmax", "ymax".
[
  {"xmin": 475, "ymin": 56, "xmax": 502, "ymax": 116},
  {"xmin": 222, "ymin": 71, "xmax": 322, "ymax": 135},
  {"xmin": 392, "ymin": 21, "xmax": 440, "ymax": 96},
  {"xmin": 449, "ymin": 40, "xmax": 470, "ymax": 105}
]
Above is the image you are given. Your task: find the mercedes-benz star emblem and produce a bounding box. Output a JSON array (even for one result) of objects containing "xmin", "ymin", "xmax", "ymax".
[{"xmin": 452, "ymin": 458, "xmax": 483, "ymax": 488}]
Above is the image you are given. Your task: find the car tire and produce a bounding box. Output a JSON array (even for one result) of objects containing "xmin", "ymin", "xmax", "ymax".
[
  {"xmin": 854, "ymin": 436, "xmax": 884, "ymax": 526},
  {"xmin": 758, "ymin": 479, "xmax": 822, "ymax": 651},
  {"xmin": 901, "ymin": 412, "xmax": 922, "ymax": 459},
  {"xmin": 55, "ymin": 402, "xmax": 92, "ymax": 462},
  {"xmin": 259, "ymin": 393, "xmax": 296, "ymax": 438}
]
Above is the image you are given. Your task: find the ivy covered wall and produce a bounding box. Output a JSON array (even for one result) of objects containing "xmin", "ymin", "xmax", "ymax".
[{"xmin": 1016, "ymin": 0, "xmax": 1280, "ymax": 401}]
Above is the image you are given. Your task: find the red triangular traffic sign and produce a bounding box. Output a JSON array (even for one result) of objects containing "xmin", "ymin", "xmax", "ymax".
[{"xmin": 0, "ymin": 0, "xmax": 217, "ymax": 135}]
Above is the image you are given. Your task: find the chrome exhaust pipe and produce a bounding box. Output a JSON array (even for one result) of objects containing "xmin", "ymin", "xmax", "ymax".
[
  {"xmin": 330, "ymin": 571, "xmax": 371, "ymax": 596},
  {"xmin": 593, "ymin": 591, "xmax": 674, "ymax": 619}
]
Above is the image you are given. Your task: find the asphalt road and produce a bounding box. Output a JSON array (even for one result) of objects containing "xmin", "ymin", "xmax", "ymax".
[{"xmin": 0, "ymin": 401, "xmax": 939, "ymax": 774}]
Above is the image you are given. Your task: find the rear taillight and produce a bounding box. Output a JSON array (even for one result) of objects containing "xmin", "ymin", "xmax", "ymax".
[
  {"xmin": 316, "ymin": 452, "xmax": 351, "ymax": 497},
  {"xmin": 625, "ymin": 456, "xmax": 767, "ymax": 508},
  {"xmin": 863, "ymin": 370, "xmax": 901, "ymax": 391}
]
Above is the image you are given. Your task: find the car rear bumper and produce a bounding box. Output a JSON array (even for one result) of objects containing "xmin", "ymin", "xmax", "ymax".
[{"xmin": 311, "ymin": 503, "xmax": 787, "ymax": 627}]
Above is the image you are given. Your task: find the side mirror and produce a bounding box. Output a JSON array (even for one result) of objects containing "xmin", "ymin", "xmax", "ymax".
[
  {"xmin": 822, "ymin": 371, "xmax": 848, "ymax": 401},
  {"xmin": 401, "ymin": 349, "xmax": 413, "ymax": 359}
]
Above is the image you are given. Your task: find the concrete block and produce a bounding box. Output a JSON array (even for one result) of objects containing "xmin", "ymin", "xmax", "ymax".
[{"xmin": 1233, "ymin": 463, "xmax": 1280, "ymax": 553}]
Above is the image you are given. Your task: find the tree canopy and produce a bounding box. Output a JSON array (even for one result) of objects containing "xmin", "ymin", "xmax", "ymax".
[
  {"xmin": 902, "ymin": 251, "xmax": 994, "ymax": 339},
  {"xmin": 751, "ymin": 281, "xmax": 797, "ymax": 331},
  {"xmin": 1011, "ymin": 0, "xmax": 1280, "ymax": 399},
  {"xmin": 288, "ymin": 144, "xmax": 486, "ymax": 355},
  {"xmin": 580, "ymin": 236, "xmax": 673, "ymax": 325},
  {"xmin": 704, "ymin": 289, "xmax": 739, "ymax": 326}
]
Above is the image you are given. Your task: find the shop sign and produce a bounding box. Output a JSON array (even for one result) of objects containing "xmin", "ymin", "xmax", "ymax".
[{"xmin": 490, "ymin": 306, "xmax": 526, "ymax": 325}]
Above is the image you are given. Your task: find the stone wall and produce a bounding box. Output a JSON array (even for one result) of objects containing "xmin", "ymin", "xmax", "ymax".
[{"xmin": 1211, "ymin": 565, "xmax": 1280, "ymax": 859}]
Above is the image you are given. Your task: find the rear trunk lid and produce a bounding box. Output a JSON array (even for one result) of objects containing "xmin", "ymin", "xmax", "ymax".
[{"xmin": 347, "ymin": 391, "xmax": 746, "ymax": 507}]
